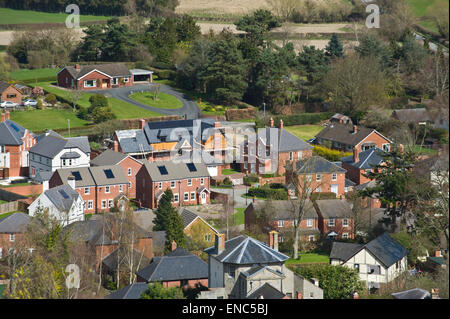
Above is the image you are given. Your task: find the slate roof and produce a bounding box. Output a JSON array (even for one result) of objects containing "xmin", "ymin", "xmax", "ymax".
[
  {"xmin": 63, "ymin": 63, "xmax": 131, "ymax": 80},
  {"xmin": 34, "ymin": 170, "xmax": 53, "ymax": 183},
  {"xmin": 246, "ymin": 283, "xmax": 286, "ymax": 299},
  {"xmin": 142, "ymin": 160, "xmax": 210, "ymax": 182},
  {"xmin": 342, "ymin": 147, "xmax": 386, "ymax": 169},
  {"xmin": 30, "ymin": 135, "xmax": 90, "ymax": 158},
  {"xmin": 248, "ymin": 200, "xmax": 318, "ymax": 220},
  {"xmin": 345, "ymin": 178, "xmax": 356, "ymax": 187},
  {"xmin": 204, "ymin": 235, "xmax": 289, "ymax": 265},
  {"xmin": 55, "ymin": 167, "xmax": 96, "ymax": 187},
  {"xmin": 330, "ymin": 242, "xmax": 364, "ymax": 261},
  {"xmin": 36, "ymin": 130, "xmax": 63, "ymax": 142},
  {"xmin": 107, "ymin": 282, "xmax": 149, "ymax": 299},
  {"xmin": 295, "ymin": 156, "xmax": 347, "ymax": 174},
  {"xmin": 0, "ymin": 213, "xmax": 31, "ymax": 233},
  {"xmin": 241, "ymin": 265, "xmax": 285, "ymax": 279},
  {"xmin": 258, "ymin": 127, "xmax": 313, "ymax": 153},
  {"xmin": 90, "ymin": 149, "xmax": 129, "ymax": 166},
  {"xmin": 115, "ymin": 129, "xmax": 152, "ymax": 154},
  {"xmin": 0, "ymin": 80, "xmax": 11, "ymax": 93},
  {"xmin": 391, "ymin": 288, "xmax": 431, "ymax": 299},
  {"xmin": 0, "ymin": 120, "xmax": 31, "ymax": 146},
  {"xmin": 102, "ymin": 248, "xmax": 150, "ymax": 271},
  {"xmin": 330, "ymin": 232, "xmax": 407, "ymax": 268},
  {"xmin": 393, "ymin": 108, "xmax": 432, "ymax": 123},
  {"xmin": 315, "ymin": 123, "xmax": 390, "ymax": 146},
  {"xmin": 179, "ymin": 207, "xmax": 219, "ymax": 233},
  {"xmin": 44, "ymin": 184, "xmax": 80, "ymax": 212},
  {"xmin": 136, "ymin": 247, "xmax": 208, "ymax": 282},
  {"xmin": 55, "ymin": 165, "xmax": 128, "ymax": 187},
  {"xmin": 314, "ymin": 199, "xmax": 353, "ymax": 219}
]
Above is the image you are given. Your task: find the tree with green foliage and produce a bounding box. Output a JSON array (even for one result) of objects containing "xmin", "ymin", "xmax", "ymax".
[
  {"xmin": 235, "ymin": 9, "xmax": 281, "ymax": 49},
  {"xmin": 297, "ymin": 46, "xmax": 329, "ymax": 88},
  {"xmin": 101, "ymin": 18, "xmax": 139, "ymax": 62},
  {"xmin": 355, "ymin": 34, "xmax": 393, "ymax": 70},
  {"xmin": 74, "ymin": 24, "xmax": 105, "ymax": 61},
  {"xmin": 325, "ymin": 34, "xmax": 344, "ymax": 59},
  {"xmin": 294, "ymin": 264, "xmax": 365, "ymax": 299},
  {"xmin": 91, "ymin": 106, "xmax": 116, "ymax": 124},
  {"xmin": 140, "ymin": 282, "xmax": 185, "ymax": 299},
  {"xmin": 88, "ymin": 94, "xmax": 108, "ymax": 112}
]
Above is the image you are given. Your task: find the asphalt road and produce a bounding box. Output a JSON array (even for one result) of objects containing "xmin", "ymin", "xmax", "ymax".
[{"xmin": 90, "ymin": 83, "xmax": 202, "ymax": 119}]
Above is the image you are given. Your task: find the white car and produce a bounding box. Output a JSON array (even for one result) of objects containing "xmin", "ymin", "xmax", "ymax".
[
  {"xmin": 22, "ymin": 99, "xmax": 38, "ymax": 106},
  {"xmin": 0, "ymin": 101, "xmax": 19, "ymax": 108}
]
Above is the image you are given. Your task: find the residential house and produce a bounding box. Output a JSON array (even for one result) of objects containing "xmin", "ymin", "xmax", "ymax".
[
  {"xmin": 27, "ymin": 183, "xmax": 84, "ymax": 227},
  {"xmin": 107, "ymin": 282, "xmax": 149, "ymax": 299},
  {"xmin": 353, "ymin": 180, "xmax": 382, "ymax": 209},
  {"xmin": 203, "ymin": 233, "xmax": 323, "ymax": 299},
  {"xmin": 136, "ymin": 245, "xmax": 209, "ymax": 288},
  {"xmin": 241, "ymin": 119, "xmax": 313, "ymax": 176},
  {"xmin": 49, "ymin": 165, "xmax": 129, "ymax": 214},
  {"xmin": 244, "ymin": 199, "xmax": 321, "ymax": 243},
  {"xmin": 313, "ymin": 199, "xmax": 354, "ymax": 240},
  {"xmin": 0, "ymin": 213, "xmax": 31, "ymax": 259},
  {"xmin": 91, "ymin": 149, "xmax": 143, "ymax": 199},
  {"xmin": 29, "ymin": 131, "xmax": 90, "ymax": 179},
  {"xmin": 314, "ymin": 123, "xmax": 392, "ymax": 156},
  {"xmin": 57, "ymin": 63, "xmax": 133, "ymax": 90},
  {"xmin": 392, "ymin": 108, "xmax": 434, "ymax": 126},
  {"xmin": 330, "ymin": 232, "xmax": 408, "ymax": 289},
  {"xmin": 136, "ymin": 160, "xmax": 210, "ymax": 209},
  {"xmin": 0, "ymin": 112, "xmax": 36, "ymax": 179},
  {"xmin": 341, "ymin": 147, "xmax": 387, "ymax": 185},
  {"xmin": 0, "ymin": 81, "xmax": 22, "ymax": 105},
  {"xmin": 288, "ymin": 156, "xmax": 347, "ymax": 198},
  {"xmin": 330, "ymin": 113, "xmax": 353, "ymax": 125},
  {"xmin": 179, "ymin": 207, "xmax": 219, "ymax": 245}
]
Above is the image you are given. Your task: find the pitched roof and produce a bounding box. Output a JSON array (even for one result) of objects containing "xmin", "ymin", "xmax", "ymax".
[
  {"xmin": 315, "ymin": 123, "xmax": 390, "ymax": 146},
  {"xmin": 179, "ymin": 207, "xmax": 219, "ymax": 233},
  {"xmin": 102, "ymin": 248, "xmax": 150, "ymax": 271},
  {"xmin": 64, "ymin": 63, "xmax": 131, "ymax": 80},
  {"xmin": 295, "ymin": 156, "xmax": 346, "ymax": 174},
  {"xmin": 0, "ymin": 80, "xmax": 11, "ymax": 93},
  {"xmin": 248, "ymin": 200, "xmax": 318, "ymax": 220},
  {"xmin": 330, "ymin": 242, "xmax": 364, "ymax": 261},
  {"xmin": 115, "ymin": 129, "xmax": 153, "ymax": 154},
  {"xmin": 55, "ymin": 167, "xmax": 96, "ymax": 187},
  {"xmin": 342, "ymin": 147, "xmax": 386, "ymax": 169},
  {"xmin": 246, "ymin": 283, "xmax": 286, "ymax": 299},
  {"xmin": 90, "ymin": 149, "xmax": 129, "ymax": 166},
  {"xmin": 55, "ymin": 165, "xmax": 128, "ymax": 187},
  {"xmin": 142, "ymin": 160, "xmax": 210, "ymax": 182},
  {"xmin": 44, "ymin": 184, "xmax": 81, "ymax": 212},
  {"xmin": 0, "ymin": 213, "xmax": 31, "ymax": 233},
  {"xmin": 365, "ymin": 232, "xmax": 408, "ymax": 268},
  {"xmin": 30, "ymin": 135, "xmax": 90, "ymax": 158},
  {"xmin": 393, "ymin": 108, "xmax": 432, "ymax": 123},
  {"xmin": 107, "ymin": 282, "xmax": 149, "ymax": 299},
  {"xmin": 241, "ymin": 264, "xmax": 285, "ymax": 279},
  {"xmin": 204, "ymin": 235, "xmax": 289, "ymax": 265},
  {"xmin": 136, "ymin": 247, "xmax": 208, "ymax": 282},
  {"xmin": 258, "ymin": 127, "xmax": 313, "ymax": 153},
  {"xmin": 0, "ymin": 120, "xmax": 31, "ymax": 146},
  {"xmin": 313, "ymin": 199, "xmax": 353, "ymax": 219}
]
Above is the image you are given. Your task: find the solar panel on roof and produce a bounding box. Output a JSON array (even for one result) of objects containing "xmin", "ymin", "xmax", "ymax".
[
  {"xmin": 186, "ymin": 163, "xmax": 197, "ymax": 172},
  {"xmin": 104, "ymin": 169, "xmax": 115, "ymax": 179},
  {"xmin": 158, "ymin": 166, "xmax": 168, "ymax": 175},
  {"xmin": 71, "ymin": 171, "xmax": 82, "ymax": 181},
  {"xmin": 59, "ymin": 190, "xmax": 70, "ymax": 199},
  {"xmin": 10, "ymin": 123, "xmax": 20, "ymax": 132}
]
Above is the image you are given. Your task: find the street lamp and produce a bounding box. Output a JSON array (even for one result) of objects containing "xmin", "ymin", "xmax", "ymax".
[{"xmin": 245, "ymin": 174, "xmax": 248, "ymax": 206}]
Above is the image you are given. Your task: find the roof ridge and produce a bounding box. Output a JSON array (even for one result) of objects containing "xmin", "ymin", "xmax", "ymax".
[{"xmin": 148, "ymin": 257, "xmax": 165, "ymax": 281}]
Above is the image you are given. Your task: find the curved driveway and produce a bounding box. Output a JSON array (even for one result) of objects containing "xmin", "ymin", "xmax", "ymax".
[{"xmin": 90, "ymin": 83, "xmax": 201, "ymax": 119}]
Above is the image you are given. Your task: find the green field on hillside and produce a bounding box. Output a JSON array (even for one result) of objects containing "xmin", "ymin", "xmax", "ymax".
[
  {"xmin": 406, "ymin": 0, "xmax": 449, "ymax": 33},
  {"xmin": 9, "ymin": 68, "xmax": 59, "ymax": 82},
  {"xmin": 0, "ymin": 8, "xmax": 111, "ymax": 25},
  {"xmin": 284, "ymin": 125, "xmax": 323, "ymax": 141}
]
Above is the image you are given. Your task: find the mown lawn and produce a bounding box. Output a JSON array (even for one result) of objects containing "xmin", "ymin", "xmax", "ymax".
[
  {"xmin": 9, "ymin": 68, "xmax": 59, "ymax": 82},
  {"xmin": 284, "ymin": 125, "xmax": 323, "ymax": 141},
  {"xmin": 405, "ymin": 0, "xmax": 448, "ymax": 33},
  {"xmin": 129, "ymin": 92, "xmax": 182, "ymax": 109},
  {"xmin": 286, "ymin": 253, "xmax": 330, "ymax": 266},
  {"xmin": 233, "ymin": 207, "xmax": 245, "ymax": 225},
  {"xmin": 0, "ymin": 8, "xmax": 111, "ymax": 25},
  {"xmin": 0, "ymin": 212, "xmax": 15, "ymax": 219},
  {"xmin": 221, "ymin": 168, "xmax": 241, "ymax": 175},
  {"xmin": 10, "ymin": 109, "xmax": 89, "ymax": 132}
]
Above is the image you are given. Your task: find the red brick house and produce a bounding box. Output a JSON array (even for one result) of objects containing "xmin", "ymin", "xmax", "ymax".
[
  {"xmin": 313, "ymin": 199, "xmax": 354, "ymax": 240},
  {"xmin": 49, "ymin": 165, "xmax": 129, "ymax": 214},
  {"xmin": 136, "ymin": 160, "xmax": 211, "ymax": 209},
  {"xmin": 341, "ymin": 147, "xmax": 387, "ymax": 185},
  {"xmin": 0, "ymin": 213, "xmax": 31, "ymax": 259},
  {"xmin": 0, "ymin": 81, "xmax": 22, "ymax": 105},
  {"xmin": 241, "ymin": 118, "xmax": 313, "ymax": 176},
  {"xmin": 90, "ymin": 149, "xmax": 143, "ymax": 199},
  {"xmin": 0, "ymin": 112, "xmax": 36, "ymax": 178},
  {"xmin": 287, "ymin": 156, "xmax": 347, "ymax": 198},
  {"xmin": 314, "ymin": 123, "xmax": 391, "ymax": 158},
  {"xmin": 57, "ymin": 63, "xmax": 133, "ymax": 90}
]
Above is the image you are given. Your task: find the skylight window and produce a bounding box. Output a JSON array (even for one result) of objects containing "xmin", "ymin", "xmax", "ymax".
[
  {"xmin": 186, "ymin": 163, "xmax": 197, "ymax": 172},
  {"xmin": 158, "ymin": 165, "xmax": 168, "ymax": 175},
  {"xmin": 71, "ymin": 171, "xmax": 82, "ymax": 181},
  {"xmin": 59, "ymin": 190, "xmax": 69, "ymax": 199},
  {"xmin": 104, "ymin": 169, "xmax": 115, "ymax": 179}
]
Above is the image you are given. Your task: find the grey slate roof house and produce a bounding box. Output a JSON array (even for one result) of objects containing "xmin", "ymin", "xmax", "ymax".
[
  {"xmin": 330, "ymin": 232, "xmax": 408, "ymax": 288},
  {"xmin": 0, "ymin": 212, "xmax": 31, "ymax": 234},
  {"xmin": 246, "ymin": 282, "xmax": 288, "ymax": 299},
  {"xmin": 295, "ymin": 156, "xmax": 347, "ymax": 175},
  {"xmin": 342, "ymin": 147, "xmax": 386, "ymax": 170},
  {"xmin": 90, "ymin": 149, "xmax": 130, "ymax": 166},
  {"xmin": 107, "ymin": 282, "xmax": 149, "ymax": 299},
  {"xmin": 392, "ymin": 108, "xmax": 433, "ymax": 125},
  {"xmin": 0, "ymin": 119, "xmax": 34, "ymax": 146}
]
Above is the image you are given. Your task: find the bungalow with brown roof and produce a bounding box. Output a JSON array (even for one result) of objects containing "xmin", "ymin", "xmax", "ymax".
[{"xmin": 0, "ymin": 81, "xmax": 22, "ymax": 105}]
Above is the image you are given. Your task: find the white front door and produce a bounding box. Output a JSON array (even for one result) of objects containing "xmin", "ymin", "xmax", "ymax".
[
  {"xmin": 331, "ymin": 184, "xmax": 338, "ymax": 195},
  {"xmin": 201, "ymin": 192, "xmax": 207, "ymax": 204}
]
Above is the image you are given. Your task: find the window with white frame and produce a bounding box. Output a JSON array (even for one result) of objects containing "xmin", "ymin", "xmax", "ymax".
[
  {"xmin": 128, "ymin": 182, "xmax": 132, "ymax": 189},
  {"xmin": 105, "ymin": 186, "xmax": 110, "ymax": 193},
  {"xmin": 332, "ymin": 173, "xmax": 337, "ymax": 181},
  {"xmin": 306, "ymin": 175, "xmax": 312, "ymax": 182},
  {"xmin": 84, "ymin": 80, "xmax": 96, "ymax": 88},
  {"xmin": 343, "ymin": 218, "xmax": 349, "ymax": 227},
  {"xmin": 84, "ymin": 187, "xmax": 90, "ymax": 195},
  {"xmin": 112, "ymin": 78, "xmax": 118, "ymax": 85},
  {"xmin": 316, "ymin": 174, "xmax": 322, "ymax": 181},
  {"xmin": 278, "ymin": 220, "xmax": 284, "ymax": 227},
  {"xmin": 102, "ymin": 200, "xmax": 107, "ymax": 209},
  {"xmin": 171, "ymin": 181, "xmax": 175, "ymax": 188},
  {"xmin": 128, "ymin": 168, "xmax": 132, "ymax": 176},
  {"xmin": 315, "ymin": 187, "xmax": 321, "ymax": 192},
  {"xmin": 204, "ymin": 234, "xmax": 212, "ymax": 242},
  {"xmin": 174, "ymin": 194, "xmax": 179, "ymax": 202},
  {"xmin": 354, "ymin": 264, "xmax": 360, "ymax": 273},
  {"xmin": 190, "ymin": 192, "xmax": 195, "ymax": 200},
  {"xmin": 88, "ymin": 200, "xmax": 93, "ymax": 209},
  {"xmin": 307, "ymin": 219, "xmax": 313, "ymax": 227},
  {"xmin": 382, "ymin": 143, "xmax": 390, "ymax": 152},
  {"xmin": 123, "ymin": 77, "xmax": 129, "ymax": 83},
  {"xmin": 119, "ymin": 185, "xmax": 123, "ymax": 192},
  {"xmin": 329, "ymin": 218, "xmax": 335, "ymax": 227},
  {"xmin": 158, "ymin": 182, "xmax": 162, "ymax": 190},
  {"xmin": 200, "ymin": 178, "xmax": 204, "ymax": 185},
  {"xmin": 10, "ymin": 234, "xmax": 15, "ymax": 242},
  {"xmin": 184, "ymin": 192, "xmax": 189, "ymax": 201},
  {"xmin": 187, "ymin": 178, "xmax": 192, "ymax": 186},
  {"xmin": 289, "ymin": 152, "xmax": 293, "ymax": 160},
  {"xmin": 108, "ymin": 199, "xmax": 113, "ymax": 208}
]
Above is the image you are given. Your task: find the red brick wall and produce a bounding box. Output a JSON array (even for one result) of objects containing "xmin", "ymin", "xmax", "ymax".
[
  {"xmin": 1, "ymin": 85, "xmax": 22, "ymax": 105},
  {"xmin": 95, "ymin": 184, "xmax": 128, "ymax": 213},
  {"xmin": 4, "ymin": 184, "xmax": 42, "ymax": 196},
  {"xmin": 2, "ymin": 128, "xmax": 35, "ymax": 177},
  {"xmin": 119, "ymin": 157, "xmax": 142, "ymax": 199},
  {"xmin": 354, "ymin": 131, "xmax": 390, "ymax": 156},
  {"xmin": 75, "ymin": 185, "xmax": 96, "ymax": 214},
  {"xmin": 76, "ymin": 70, "xmax": 134, "ymax": 90},
  {"xmin": 319, "ymin": 217, "xmax": 354, "ymax": 239},
  {"xmin": 57, "ymin": 68, "xmax": 74, "ymax": 89},
  {"xmin": 295, "ymin": 172, "xmax": 346, "ymax": 197},
  {"xmin": 0, "ymin": 233, "xmax": 25, "ymax": 256}
]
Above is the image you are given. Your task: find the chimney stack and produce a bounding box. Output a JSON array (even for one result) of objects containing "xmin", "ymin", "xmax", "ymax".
[
  {"xmin": 1, "ymin": 113, "xmax": 5, "ymax": 122},
  {"xmin": 67, "ymin": 174, "xmax": 76, "ymax": 189},
  {"xmin": 353, "ymin": 125, "xmax": 358, "ymax": 134},
  {"xmin": 75, "ymin": 64, "xmax": 81, "ymax": 70},
  {"xmin": 113, "ymin": 140, "xmax": 119, "ymax": 152},
  {"xmin": 269, "ymin": 230, "xmax": 279, "ymax": 251},
  {"xmin": 5, "ymin": 111, "xmax": 10, "ymax": 121},
  {"xmin": 270, "ymin": 117, "xmax": 274, "ymax": 127},
  {"xmin": 279, "ymin": 119, "xmax": 284, "ymax": 129},
  {"xmin": 139, "ymin": 119, "xmax": 146, "ymax": 130},
  {"xmin": 353, "ymin": 148, "xmax": 359, "ymax": 163},
  {"xmin": 435, "ymin": 250, "xmax": 442, "ymax": 258},
  {"xmin": 215, "ymin": 233, "xmax": 225, "ymax": 255},
  {"xmin": 171, "ymin": 240, "xmax": 177, "ymax": 251}
]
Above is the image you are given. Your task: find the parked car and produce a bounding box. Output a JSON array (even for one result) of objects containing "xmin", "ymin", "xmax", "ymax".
[
  {"xmin": 0, "ymin": 101, "xmax": 19, "ymax": 108},
  {"xmin": 22, "ymin": 99, "xmax": 38, "ymax": 106}
]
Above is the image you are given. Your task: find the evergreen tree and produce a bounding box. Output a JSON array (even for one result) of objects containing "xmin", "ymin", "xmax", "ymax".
[
  {"xmin": 297, "ymin": 46, "xmax": 329, "ymax": 86},
  {"xmin": 325, "ymin": 34, "xmax": 344, "ymax": 59}
]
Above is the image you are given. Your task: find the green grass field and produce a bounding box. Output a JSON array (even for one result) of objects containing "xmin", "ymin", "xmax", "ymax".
[
  {"xmin": 9, "ymin": 68, "xmax": 59, "ymax": 82},
  {"xmin": 284, "ymin": 125, "xmax": 323, "ymax": 141},
  {"xmin": 221, "ymin": 168, "xmax": 241, "ymax": 175},
  {"xmin": 233, "ymin": 208, "xmax": 245, "ymax": 225},
  {"xmin": 406, "ymin": 0, "xmax": 449, "ymax": 33},
  {"xmin": 129, "ymin": 92, "xmax": 183, "ymax": 109},
  {"xmin": 286, "ymin": 253, "xmax": 330, "ymax": 266},
  {"xmin": 0, "ymin": 8, "xmax": 111, "ymax": 25}
]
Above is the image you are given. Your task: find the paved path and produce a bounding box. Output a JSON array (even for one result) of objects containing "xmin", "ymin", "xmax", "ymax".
[
  {"xmin": 211, "ymin": 186, "xmax": 253, "ymax": 208},
  {"xmin": 90, "ymin": 83, "xmax": 202, "ymax": 120}
]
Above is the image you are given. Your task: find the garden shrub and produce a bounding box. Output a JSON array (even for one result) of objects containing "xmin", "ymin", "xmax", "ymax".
[{"xmin": 313, "ymin": 145, "xmax": 352, "ymax": 161}]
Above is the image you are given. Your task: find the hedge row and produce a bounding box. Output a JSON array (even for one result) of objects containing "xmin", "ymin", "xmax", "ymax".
[
  {"xmin": 248, "ymin": 185, "xmax": 288, "ymax": 200},
  {"xmin": 22, "ymin": 76, "xmax": 57, "ymax": 84},
  {"xmin": 310, "ymin": 192, "xmax": 339, "ymax": 200},
  {"xmin": 313, "ymin": 145, "xmax": 352, "ymax": 162},
  {"xmin": 256, "ymin": 112, "xmax": 333, "ymax": 127}
]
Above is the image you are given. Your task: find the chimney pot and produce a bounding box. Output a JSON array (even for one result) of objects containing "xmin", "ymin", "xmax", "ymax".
[
  {"xmin": 269, "ymin": 230, "xmax": 279, "ymax": 251},
  {"xmin": 353, "ymin": 148, "xmax": 359, "ymax": 163},
  {"xmin": 67, "ymin": 175, "xmax": 76, "ymax": 189},
  {"xmin": 279, "ymin": 119, "xmax": 284, "ymax": 129},
  {"xmin": 215, "ymin": 233, "xmax": 225, "ymax": 254},
  {"xmin": 113, "ymin": 140, "xmax": 119, "ymax": 152},
  {"xmin": 139, "ymin": 119, "xmax": 146, "ymax": 130},
  {"xmin": 5, "ymin": 111, "xmax": 10, "ymax": 121}
]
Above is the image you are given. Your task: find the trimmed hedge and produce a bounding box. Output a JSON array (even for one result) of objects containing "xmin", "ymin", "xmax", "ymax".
[
  {"xmin": 256, "ymin": 112, "xmax": 333, "ymax": 128},
  {"xmin": 22, "ymin": 75, "xmax": 57, "ymax": 84},
  {"xmin": 248, "ymin": 185, "xmax": 288, "ymax": 200},
  {"xmin": 313, "ymin": 145, "xmax": 352, "ymax": 162},
  {"xmin": 243, "ymin": 175, "xmax": 259, "ymax": 185}
]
